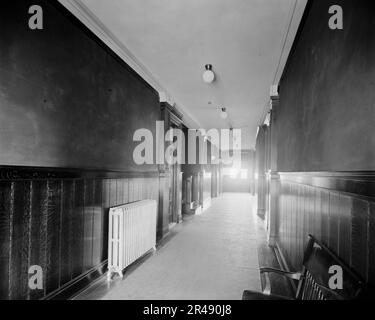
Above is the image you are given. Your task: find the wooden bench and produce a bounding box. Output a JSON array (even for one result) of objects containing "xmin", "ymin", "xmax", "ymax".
[{"xmin": 243, "ymin": 235, "xmax": 367, "ymax": 300}]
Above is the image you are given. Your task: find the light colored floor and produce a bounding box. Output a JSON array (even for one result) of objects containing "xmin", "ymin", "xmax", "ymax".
[{"xmin": 75, "ymin": 193, "xmax": 261, "ymax": 300}]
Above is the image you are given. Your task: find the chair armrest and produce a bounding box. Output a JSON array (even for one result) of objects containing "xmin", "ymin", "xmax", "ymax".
[
  {"xmin": 260, "ymin": 267, "xmax": 302, "ymax": 295},
  {"xmin": 260, "ymin": 267, "xmax": 302, "ymax": 280},
  {"xmin": 242, "ymin": 290, "xmax": 294, "ymax": 300}
]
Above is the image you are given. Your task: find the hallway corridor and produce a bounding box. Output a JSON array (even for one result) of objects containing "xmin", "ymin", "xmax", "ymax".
[
  {"xmin": 76, "ymin": 193, "xmax": 261, "ymax": 300},
  {"xmin": 1, "ymin": 0, "xmax": 375, "ymax": 304}
]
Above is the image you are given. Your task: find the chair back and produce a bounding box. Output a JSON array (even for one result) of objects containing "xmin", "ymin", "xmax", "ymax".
[{"xmin": 296, "ymin": 235, "xmax": 365, "ymax": 300}]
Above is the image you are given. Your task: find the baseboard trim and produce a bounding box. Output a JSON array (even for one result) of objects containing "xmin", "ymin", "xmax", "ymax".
[{"xmin": 42, "ymin": 260, "xmax": 108, "ymax": 300}]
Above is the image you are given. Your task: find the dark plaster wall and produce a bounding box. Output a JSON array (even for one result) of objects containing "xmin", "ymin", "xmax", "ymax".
[
  {"xmin": 277, "ymin": 0, "xmax": 375, "ymax": 172},
  {"xmin": 0, "ymin": 0, "xmax": 160, "ymax": 172}
]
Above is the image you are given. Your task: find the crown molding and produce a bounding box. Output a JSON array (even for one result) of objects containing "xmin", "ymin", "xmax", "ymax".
[{"xmin": 58, "ymin": 0, "xmax": 202, "ymax": 129}]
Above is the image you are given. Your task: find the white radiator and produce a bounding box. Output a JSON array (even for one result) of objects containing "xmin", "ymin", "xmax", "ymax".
[{"xmin": 107, "ymin": 199, "xmax": 157, "ymax": 280}]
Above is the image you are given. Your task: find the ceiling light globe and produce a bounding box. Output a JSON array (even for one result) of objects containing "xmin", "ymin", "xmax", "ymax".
[
  {"xmin": 203, "ymin": 70, "xmax": 215, "ymax": 84},
  {"xmin": 220, "ymin": 111, "xmax": 228, "ymax": 119}
]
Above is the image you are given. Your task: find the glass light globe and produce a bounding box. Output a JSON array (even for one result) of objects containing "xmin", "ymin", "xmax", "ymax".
[
  {"xmin": 203, "ymin": 70, "xmax": 215, "ymax": 83},
  {"xmin": 220, "ymin": 111, "xmax": 228, "ymax": 119}
]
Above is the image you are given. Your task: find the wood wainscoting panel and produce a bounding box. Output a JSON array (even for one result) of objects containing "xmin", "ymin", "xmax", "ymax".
[
  {"xmin": 338, "ymin": 194, "xmax": 352, "ymax": 266},
  {"xmin": 0, "ymin": 166, "xmax": 159, "ymax": 300},
  {"xmin": 83, "ymin": 179, "xmax": 94, "ymax": 273},
  {"xmin": 92, "ymin": 179, "xmax": 104, "ymax": 269},
  {"xmin": 60, "ymin": 180, "xmax": 75, "ymax": 287},
  {"xmin": 351, "ymin": 198, "xmax": 370, "ymax": 281},
  {"xmin": 276, "ymin": 172, "xmax": 375, "ymax": 287},
  {"xmin": 72, "ymin": 179, "xmax": 85, "ymax": 280},
  {"xmin": 45, "ymin": 180, "xmax": 62, "ymax": 296},
  {"xmin": 0, "ymin": 182, "xmax": 12, "ymax": 299},
  {"xmin": 368, "ymin": 202, "xmax": 375, "ymax": 284},
  {"xmin": 11, "ymin": 181, "xmax": 32, "ymax": 300},
  {"xmin": 30, "ymin": 180, "xmax": 48, "ymax": 299}
]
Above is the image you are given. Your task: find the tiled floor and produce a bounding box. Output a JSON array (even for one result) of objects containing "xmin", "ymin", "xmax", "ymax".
[{"xmin": 75, "ymin": 193, "xmax": 261, "ymax": 300}]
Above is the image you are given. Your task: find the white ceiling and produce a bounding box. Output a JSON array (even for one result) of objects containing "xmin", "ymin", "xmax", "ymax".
[{"xmin": 64, "ymin": 0, "xmax": 307, "ymax": 149}]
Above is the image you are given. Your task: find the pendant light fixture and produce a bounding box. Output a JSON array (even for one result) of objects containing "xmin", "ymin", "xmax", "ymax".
[
  {"xmin": 203, "ymin": 64, "xmax": 215, "ymax": 84},
  {"xmin": 220, "ymin": 107, "xmax": 228, "ymax": 119}
]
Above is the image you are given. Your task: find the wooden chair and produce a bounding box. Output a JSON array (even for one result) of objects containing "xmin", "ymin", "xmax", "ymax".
[{"xmin": 243, "ymin": 235, "xmax": 367, "ymax": 300}]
